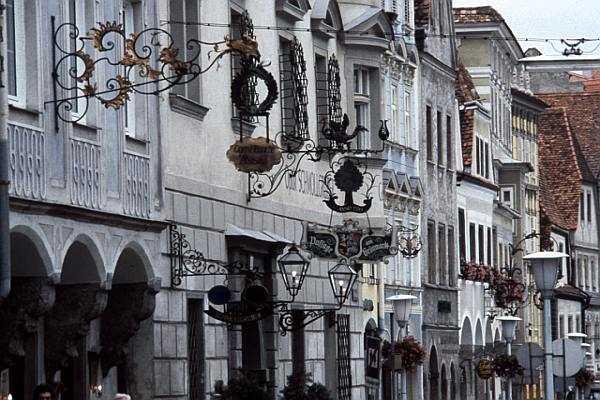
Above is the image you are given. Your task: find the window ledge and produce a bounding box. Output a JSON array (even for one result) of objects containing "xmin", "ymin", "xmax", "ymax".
[
  {"xmin": 125, "ymin": 134, "xmax": 149, "ymax": 145},
  {"xmin": 8, "ymin": 103, "xmax": 42, "ymax": 116},
  {"xmin": 231, "ymin": 117, "xmax": 258, "ymax": 137},
  {"xmin": 275, "ymin": 0, "xmax": 308, "ymax": 22},
  {"xmin": 169, "ymin": 93, "xmax": 210, "ymax": 121},
  {"xmin": 73, "ymin": 120, "xmax": 102, "ymax": 132}
]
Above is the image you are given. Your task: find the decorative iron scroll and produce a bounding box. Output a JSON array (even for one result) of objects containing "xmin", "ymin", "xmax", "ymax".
[
  {"xmin": 279, "ymin": 36, "xmax": 309, "ymax": 142},
  {"xmin": 50, "ymin": 12, "xmax": 259, "ymax": 123},
  {"xmin": 168, "ymin": 224, "xmax": 262, "ymax": 287}
]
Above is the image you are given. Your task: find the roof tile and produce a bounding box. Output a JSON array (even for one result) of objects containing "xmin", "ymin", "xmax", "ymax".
[
  {"xmin": 456, "ymin": 63, "xmax": 480, "ymax": 168},
  {"xmin": 453, "ymin": 6, "xmax": 505, "ymax": 25}
]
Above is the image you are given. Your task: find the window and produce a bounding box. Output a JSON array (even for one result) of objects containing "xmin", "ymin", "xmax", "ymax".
[
  {"xmin": 404, "ymin": 91, "xmax": 412, "ymax": 147},
  {"xmin": 478, "ymin": 225, "xmax": 484, "ymax": 265},
  {"xmin": 568, "ymin": 315, "xmax": 573, "ymax": 334},
  {"xmin": 592, "ymin": 260, "xmax": 597, "ymax": 291},
  {"xmin": 501, "ymin": 187, "xmax": 514, "ymax": 208},
  {"xmin": 486, "ymin": 228, "xmax": 492, "ymax": 266},
  {"xmin": 458, "ymin": 208, "xmax": 466, "ymax": 262},
  {"xmin": 469, "ymin": 223, "xmax": 476, "ymax": 263},
  {"xmin": 123, "ymin": 1, "xmax": 140, "ymax": 137},
  {"xmin": 69, "ymin": 0, "xmax": 90, "ymax": 118},
  {"xmin": 188, "ymin": 298, "xmax": 205, "ymax": 400},
  {"xmin": 170, "ymin": 0, "xmax": 200, "ymax": 102},
  {"xmin": 428, "ymin": 220, "xmax": 436, "ymax": 284},
  {"xmin": 578, "ymin": 257, "xmax": 583, "ymax": 287},
  {"xmin": 354, "ymin": 66, "xmax": 371, "ymax": 148},
  {"xmin": 437, "ymin": 111, "xmax": 444, "ymax": 165},
  {"xmin": 559, "ymin": 315, "xmax": 564, "ymax": 338},
  {"xmin": 426, "ymin": 105, "xmax": 433, "ymax": 161},
  {"xmin": 492, "ymin": 228, "xmax": 498, "ymax": 268},
  {"xmin": 7, "ymin": 0, "xmax": 18, "ymax": 98},
  {"xmin": 448, "ymin": 226, "xmax": 456, "ymax": 287},
  {"xmin": 279, "ymin": 37, "xmax": 309, "ymax": 141},
  {"xmin": 584, "ymin": 257, "xmax": 589, "ymax": 290},
  {"xmin": 484, "ymin": 142, "xmax": 490, "ymax": 178},
  {"xmin": 446, "ymin": 115, "xmax": 453, "ymax": 169},
  {"xmin": 438, "ymin": 224, "xmax": 447, "ymax": 286},
  {"xmin": 581, "ymin": 192, "xmax": 585, "ymax": 222},
  {"xmin": 315, "ymin": 53, "xmax": 328, "ymax": 145},
  {"xmin": 576, "ymin": 315, "xmax": 581, "ymax": 333},
  {"xmin": 391, "ymin": 84, "xmax": 399, "ymax": 143},
  {"xmin": 231, "ymin": 10, "xmax": 256, "ymax": 122},
  {"xmin": 587, "ymin": 191, "xmax": 592, "ymax": 222}
]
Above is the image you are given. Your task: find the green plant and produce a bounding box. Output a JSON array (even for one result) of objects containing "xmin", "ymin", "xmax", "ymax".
[
  {"xmin": 213, "ymin": 371, "xmax": 270, "ymax": 400},
  {"xmin": 281, "ymin": 372, "xmax": 333, "ymax": 400}
]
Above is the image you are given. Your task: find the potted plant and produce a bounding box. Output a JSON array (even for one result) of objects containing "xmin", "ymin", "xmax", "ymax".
[
  {"xmin": 213, "ymin": 371, "xmax": 270, "ymax": 400},
  {"xmin": 393, "ymin": 336, "xmax": 426, "ymax": 372},
  {"xmin": 575, "ymin": 368, "xmax": 595, "ymax": 388},
  {"xmin": 491, "ymin": 354, "xmax": 523, "ymax": 379},
  {"xmin": 280, "ymin": 372, "xmax": 333, "ymax": 400}
]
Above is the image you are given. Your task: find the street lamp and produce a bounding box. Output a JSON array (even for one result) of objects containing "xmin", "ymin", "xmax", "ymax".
[
  {"xmin": 387, "ymin": 294, "xmax": 417, "ymax": 400},
  {"xmin": 497, "ymin": 316, "xmax": 521, "ymax": 400},
  {"xmin": 328, "ymin": 262, "xmax": 358, "ymax": 307},
  {"xmin": 524, "ymin": 251, "xmax": 569, "ymax": 400},
  {"xmin": 278, "ymin": 245, "xmax": 311, "ymax": 298}
]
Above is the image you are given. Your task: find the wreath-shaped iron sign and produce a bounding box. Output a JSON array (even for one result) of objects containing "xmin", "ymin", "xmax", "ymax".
[{"xmin": 231, "ymin": 61, "xmax": 278, "ymax": 117}]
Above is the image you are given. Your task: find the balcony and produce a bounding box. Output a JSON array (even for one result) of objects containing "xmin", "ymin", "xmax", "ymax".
[{"xmin": 8, "ymin": 122, "xmax": 46, "ymax": 200}]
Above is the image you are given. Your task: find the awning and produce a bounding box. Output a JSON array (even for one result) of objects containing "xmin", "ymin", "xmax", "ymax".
[{"xmin": 224, "ymin": 224, "xmax": 293, "ymax": 245}]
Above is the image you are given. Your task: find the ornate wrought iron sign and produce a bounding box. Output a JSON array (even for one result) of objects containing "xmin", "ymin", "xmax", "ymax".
[
  {"xmin": 304, "ymin": 220, "xmax": 398, "ymax": 262},
  {"xmin": 49, "ymin": 12, "xmax": 260, "ymax": 124},
  {"xmin": 476, "ymin": 358, "xmax": 494, "ymax": 380},
  {"xmin": 322, "ymin": 158, "xmax": 376, "ymax": 214}
]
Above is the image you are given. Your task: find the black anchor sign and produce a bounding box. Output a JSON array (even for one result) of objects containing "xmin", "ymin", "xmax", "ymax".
[{"xmin": 323, "ymin": 158, "xmax": 373, "ymax": 214}]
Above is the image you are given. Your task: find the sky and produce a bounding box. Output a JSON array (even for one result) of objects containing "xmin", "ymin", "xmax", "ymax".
[{"xmin": 453, "ymin": 0, "xmax": 600, "ymax": 56}]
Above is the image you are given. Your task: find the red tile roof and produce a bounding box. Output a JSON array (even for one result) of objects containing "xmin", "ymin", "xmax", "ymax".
[
  {"xmin": 456, "ymin": 63, "xmax": 480, "ymax": 169},
  {"xmin": 414, "ymin": 0, "xmax": 431, "ymax": 27},
  {"xmin": 538, "ymin": 107, "xmax": 581, "ymax": 234},
  {"xmin": 453, "ymin": 6, "xmax": 505, "ymax": 25},
  {"xmin": 538, "ymin": 92, "xmax": 600, "ymax": 180}
]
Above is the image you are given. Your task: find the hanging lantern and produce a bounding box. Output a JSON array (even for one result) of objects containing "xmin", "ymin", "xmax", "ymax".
[
  {"xmin": 328, "ymin": 262, "xmax": 358, "ymax": 306},
  {"xmin": 278, "ymin": 245, "xmax": 311, "ymax": 298}
]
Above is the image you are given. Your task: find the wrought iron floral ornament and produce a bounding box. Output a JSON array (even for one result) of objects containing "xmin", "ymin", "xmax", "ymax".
[
  {"xmin": 398, "ymin": 224, "xmax": 422, "ymax": 259},
  {"xmin": 322, "ymin": 157, "xmax": 375, "ymax": 214},
  {"xmin": 49, "ymin": 12, "xmax": 260, "ymax": 124},
  {"xmin": 168, "ymin": 225, "xmax": 262, "ymax": 287}
]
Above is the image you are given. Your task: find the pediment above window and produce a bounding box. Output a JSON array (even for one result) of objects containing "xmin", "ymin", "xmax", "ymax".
[
  {"xmin": 344, "ymin": 8, "xmax": 394, "ymax": 50},
  {"xmin": 311, "ymin": 0, "xmax": 344, "ymax": 39},
  {"xmin": 276, "ymin": 0, "xmax": 310, "ymax": 22}
]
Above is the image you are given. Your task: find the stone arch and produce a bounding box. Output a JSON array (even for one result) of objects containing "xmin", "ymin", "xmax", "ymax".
[
  {"xmin": 475, "ymin": 319, "xmax": 484, "ymax": 346},
  {"xmin": 450, "ymin": 363, "xmax": 457, "ymax": 400},
  {"xmin": 460, "ymin": 316, "xmax": 473, "ymax": 346},
  {"xmin": 60, "ymin": 233, "xmax": 106, "ymax": 284},
  {"xmin": 99, "ymin": 242, "xmax": 160, "ymax": 388},
  {"xmin": 112, "ymin": 241, "xmax": 155, "ymax": 284},
  {"xmin": 429, "ymin": 345, "xmax": 440, "ymax": 400},
  {"xmin": 441, "ymin": 363, "xmax": 448, "ymax": 400},
  {"xmin": 485, "ymin": 318, "xmax": 494, "ymax": 345},
  {"xmin": 312, "ymin": 0, "xmax": 344, "ymax": 31},
  {"xmin": 10, "ymin": 224, "xmax": 54, "ymax": 277}
]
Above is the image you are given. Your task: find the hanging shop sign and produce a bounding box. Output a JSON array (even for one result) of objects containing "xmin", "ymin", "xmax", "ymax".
[
  {"xmin": 365, "ymin": 335, "xmax": 382, "ymax": 381},
  {"xmin": 476, "ymin": 358, "xmax": 494, "ymax": 380},
  {"xmin": 322, "ymin": 158, "xmax": 375, "ymax": 214},
  {"xmin": 304, "ymin": 220, "xmax": 398, "ymax": 262},
  {"xmin": 227, "ymin": 137, "xmax": 282, "ymax": 173}
]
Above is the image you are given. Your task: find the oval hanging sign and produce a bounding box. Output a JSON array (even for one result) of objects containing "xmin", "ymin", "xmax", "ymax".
[
  {"xmin": 226, "ymin": 137, "xmax": 282, "ymax": 173},
  {"xmin": 476, "ymin": 359, "xmax": 494, "ymax": 380}
]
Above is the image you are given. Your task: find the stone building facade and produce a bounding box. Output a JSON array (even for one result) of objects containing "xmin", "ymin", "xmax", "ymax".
[
  {"xmin": 414, "ymin": 1, "xmax": 461, "ymax": 399},
  {"xmin": 1, "ymin": 1, "xmax": 166, "ymax": 400}
]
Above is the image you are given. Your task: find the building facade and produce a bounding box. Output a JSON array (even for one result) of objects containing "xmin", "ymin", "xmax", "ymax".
[{"xmin": 1, "ymin": 1, "xmax": 166, "ymax": 400}]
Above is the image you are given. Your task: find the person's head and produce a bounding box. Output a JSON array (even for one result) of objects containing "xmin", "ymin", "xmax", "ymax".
[
  {"xmin": 113, "ymin": 394, "xmax": 130, "ymax": 400},
  {"xmin": 33, "ymin": 384, "xmax": 53, "ymax": 400}
]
